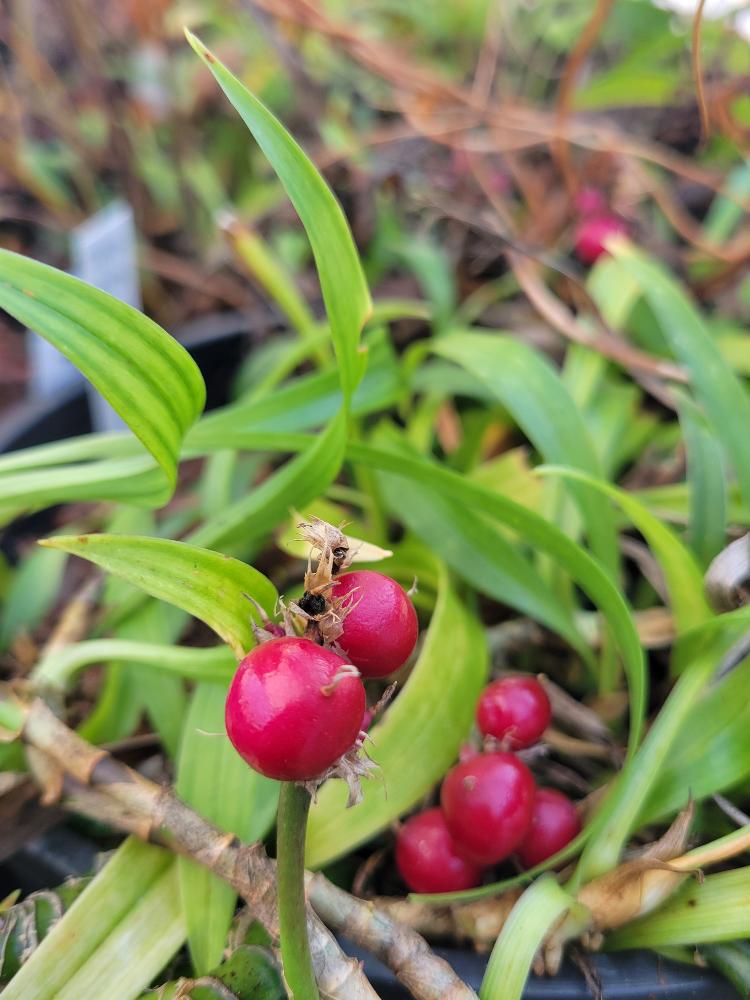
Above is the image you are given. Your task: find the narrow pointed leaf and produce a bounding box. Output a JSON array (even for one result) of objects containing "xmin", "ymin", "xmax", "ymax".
[
  {"xmin": 373, "ymin": 431, "xmax": 588, "ymax": 658},
  {"xmin": 540, "ymin": 466, "xmax": 713, "ymax": 636},
  {"xmin": 186, "ymin": 31, "xmax": 371, "ymax": 402},
  {"xmin": 612, "ymin": 241, "xmax": 750, "ymax": 511},
  {"xmin": 434, "ymin": 332, "xmax": 619, "ymax": 574},
  {"xmin": 676, "ymin": 391, "xmax": 727, "ymax": 566}
]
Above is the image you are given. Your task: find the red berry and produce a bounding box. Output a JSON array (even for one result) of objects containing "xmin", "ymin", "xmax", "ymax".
[
  {"xmin": 574, "ymin": 186, "xmax": 607, "ymax": 217},
  {"xmin": 331, "ymin": 570, "xmax": 418, "ymax": 678},
  {"xmin": 396, "ymin": 809, "xmax": 484, "ymax": 893},
  {"xmin": 476, "ymin": 676, "xmax": 551, "ymax": 750},
  {"xmin": 440, "ymin": 752, "xmax": 536, "ymax": 865},
  {"xmin": 516, "ymin": 788, "xmax": 581, "ymax": 869},
  {"xmin": 225, "ymin": 637, "xmax": 365, "ymax": 781},
  {"xmin": 574, "ymin": 214, "xmax": 628, "ymax": 264}
]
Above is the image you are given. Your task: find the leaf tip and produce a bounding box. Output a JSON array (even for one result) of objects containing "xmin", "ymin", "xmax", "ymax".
[
  {"xmin": 39, "ymin": 533, "xmax": 87, "ymax": 552},
  {"xmin": 184, "ymin": 28, "xmax": 216, "ymax": 64}
]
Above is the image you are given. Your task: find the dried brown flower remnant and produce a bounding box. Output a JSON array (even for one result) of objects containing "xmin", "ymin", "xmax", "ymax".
[{"xmin": 298, "ymin": 515, "xmax": 353, "ymax": 577}]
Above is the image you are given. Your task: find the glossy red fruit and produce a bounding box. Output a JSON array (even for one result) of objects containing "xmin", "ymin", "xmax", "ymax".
[
  {"xmin": 440, "ymin": 752, "xmax": 536, "ymax": 865},
  {"xmin": 476, "ymin": 676, "xmax": 551, "ymax": 750},
  {"xmin": 574, "ymin": 213, "xmax": 628, "ymax": 264},
  {"xmin": 331, "ymin": 570, "xmax": 418, "ymax": 678},
  {"xmin": 396, "ymin": 809, "xmax": 484, "ymax": 893},
  {"xmin": 516, "ymin": 788, "xmax": 581, "ymax": 869},
  {"xmin": 225, "ymin": 637, "xmax": 365, "ymax": 781}
]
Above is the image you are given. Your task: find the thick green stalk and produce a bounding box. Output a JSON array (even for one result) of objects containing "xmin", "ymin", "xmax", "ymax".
[{"xmin": 277, "ymin": 782, "xmax": 319, "ymax": 999}]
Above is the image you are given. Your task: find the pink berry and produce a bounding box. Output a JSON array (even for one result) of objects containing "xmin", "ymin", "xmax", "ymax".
[
  {"xmin": 574, "ymin": 214, "xmax": 628, "ymax": 264},
  {"xmin": 476, "ymin": 676, "xmax": 551, "ymax": 750},
  {"xmin": 331, "ymin": 570, "xmax": 418, "ymax": 678},
  {"xmin": 396, "ymin": 809, "xmax": 484, "ymax": 893},
  {"xmin": 516, "ymin": 788, "xmax": 581, "ymax": 869},
  {"xmin": 440, "ymin": 752, "xmax": 536, "ymax": 865},
  {"xmin": 574, "ymin": 187, "xmax": 607, "ymax": 217},
  {"xmin": 225, "ymin": 637, "xmax": 365, "ymax": 781}
]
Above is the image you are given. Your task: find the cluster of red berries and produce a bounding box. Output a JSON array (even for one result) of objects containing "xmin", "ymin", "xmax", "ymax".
[
  {"xmin": 396, "ymin": 676, "xmax": 581, "ymax": 894},
  {"xmin": 225, "ymin": 525, "xmax": 418, "ymax": 785},
  {"xmin": 573, "ymin": 187, "xmax": 629, "ymax": 265}
]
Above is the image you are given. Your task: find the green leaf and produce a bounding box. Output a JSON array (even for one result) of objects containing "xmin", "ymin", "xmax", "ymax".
[
  {"xmin": 373, "ymin": 429, "xmax": 588, "ymax": 659},
  {"xmin": 703, "ymin": 942, "xmax": 750, "ymax": 999},
  {"xmin": 142, "ymin": 945, "xmax": 286, "ymax": 1000},
  {"xmin": 33, "ymin": 639, "xmax": 235, "ymax": 689},
  {"xmin": 480, "ymin": 876, "xmax": 582, "ymax": 1000},
  {"xmin": 186, "ymin": 31, "xmax": 371, "ymax": 402},
  {"xmin": 2, "ymin": 839, "xmax": 184, "ymax": 1000},
  {"xmin": 0, "ymin": 878, "xmax": 90, "ymax": 983},
  {"xmin": 539, "ymin": 467, "xmax": 713, "ymax": 636},
  {"xmin": 434, "ymin": 332, "xmax": 620, "ymax": 575},
  {"xmin": 188, "ymin": 412, "xmax": 347, "ymax": 554},
  {"xmin": 0, "ymin": 546, "xmax": 67, "ymax": 650},
  {"xmin": 205, "ymin": 944, "xmax": 285, "ymax": 999},
  {"xmin": 349, "ymin": 439, "xmax": 644, "ymax": 747},
  {"xmin": 639, "ymin": 607, "xmax": 750, "ymax": 823},
  {"xmin": 0, "ymin": 456, "xmax": 166, "ymax": 511},
  {"xmin": 177, "ymin": 682, "xmax": 278, "ymax": 974},
  {"xmin": 574, "ymin": 631, "xmax": 719, "ymax": 884},
  {"xmin": 676, "ymin": 391, "xmax": 727, "ymax": 567},
  {"xmin": 192, "ymin": 330, "xmax": 400, "ymax": 442},
  {"xmin": 306, "ymin": 560, "xmax": 487, "ymax": 866},
  {"xmin": 612, "ymin": 242, "xmax": 750, "ymax": 511},
  {"xmin": 91, "ymin": 508, "xmax": 189, "ymax": 757},
  {"xmin": 0, "ymin": 250, "xmax": 204, "ymax": 502},
  {"xmin": 40, "ymin": 535, "xmax": 277, "ymax": 659},
  {"xmin": 607, "ymin": 867, "xmax": 750, "ymax": 950}
]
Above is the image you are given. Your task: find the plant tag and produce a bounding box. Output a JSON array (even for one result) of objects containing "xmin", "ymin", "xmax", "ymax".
[{"xmin": 28, "ymin": 201, "xmax": 142, "ymax": 432}]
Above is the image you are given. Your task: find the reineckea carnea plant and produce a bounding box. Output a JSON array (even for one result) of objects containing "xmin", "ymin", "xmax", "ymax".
[{"xmin": 3, "ymin": 22, "xmax": 750, "ymax": 1000}]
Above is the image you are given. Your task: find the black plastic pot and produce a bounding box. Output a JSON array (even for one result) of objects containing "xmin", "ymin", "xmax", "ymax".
[
  {"xmin": 347, "ymin": 940, "xmax": 739, "ymax": 999},
  {"xmin": 0, "ymin": 319, "xmax": 739, "ymax": 999}
]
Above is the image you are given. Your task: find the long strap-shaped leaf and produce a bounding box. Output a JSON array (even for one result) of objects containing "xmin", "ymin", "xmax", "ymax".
[
  {"xmin": 434, "ymin": 332, "xmax": 619, "ymax": 576},
  {"xmin": 540, "ymin": 466, "xmax": 713, "ymax": 636},
  {"xmin": 2, "ymin": 839, "xmax": 184, "ymax": 1000},
  {"xmin": 0, "ymin": 250, "xmax": 205, "ymax": 504},
  {"xmin": 40, "ymin": 535, "xmax": 277, "ymax": 659},
  {"xmin": 186, "ymin": 31, "xmax": 371, "ymax": 403},
  {"xmin": 480, "ymin": 876, "xmax": 584, "ymax": 1000},
  {"xmin": 612, "ymin": 242, "xmax": 750, "ymax": 511}
]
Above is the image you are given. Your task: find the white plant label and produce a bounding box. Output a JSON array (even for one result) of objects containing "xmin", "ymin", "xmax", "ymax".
[{"xmin": 28, "ymin": 200, "xmax": 141, "ymax": 432}]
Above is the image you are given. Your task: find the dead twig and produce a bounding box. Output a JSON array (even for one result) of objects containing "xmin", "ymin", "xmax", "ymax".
[{"xmin": 692, "ymin": 0, "xmax": 711, "ymax": 146}]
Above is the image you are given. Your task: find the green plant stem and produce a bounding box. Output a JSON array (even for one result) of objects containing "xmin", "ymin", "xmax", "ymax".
[{"xmin": 277, "ymin": 782, "xmax": 319, "ymax": 999}]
